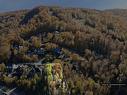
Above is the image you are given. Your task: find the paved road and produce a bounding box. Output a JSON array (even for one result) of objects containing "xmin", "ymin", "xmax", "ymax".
[{"xmin": 0, "ymin": 85, "xmax": 25, "ymax": 95}]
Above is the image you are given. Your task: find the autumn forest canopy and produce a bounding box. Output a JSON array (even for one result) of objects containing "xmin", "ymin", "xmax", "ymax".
[{"xmin": 0, "ymin": 6, "xmax": 127, "ymax": 95}]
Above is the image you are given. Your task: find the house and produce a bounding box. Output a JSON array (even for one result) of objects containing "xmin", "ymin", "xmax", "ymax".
[
  {"xmin": 12, "ymin": 64, "xmax": 19, "ymax": 70},
  {"xmin": 27, "ymin": 67, "xmax": 36, "ymax": 79},
  {"xmin": 12, "ymin": 67, "xmax": 23, "ymax": 78},
  {"xmin": 6, "ymin": 64, "xmax": 19, "ymax": 74},
  {"xmin": 5, "ymin": 59, "xmax": 48, "ymax": 78},
  {"xmin": 12, "ymin": 42, "xmax": 24, "ymax": 50},
  {"xmin": 35, "ymin": 48, "xmax": 45, "ymax": 56},
  {"xmin": 26, "ymin": 48, "xmax": 45, "ymax": 56},
  {"xmin": 27, "ymin": 50, "xmax": 33, "ymax": 56},
  {"xmin": 12, "ymin": 43, "xmax": 19, "ymax": 49},
  {"xmin": 54, "ymin": 31, "xmax": 60, "ymax": 34},
  {"xmin": 53, "ymin": 48, "xmax": 62, "ymax": 57},
  {"xmin": 6, "ymin": 64, "xmax": 13, "ymax": 73},
  {"xmin": 34, "ymin": 66, "xmax": 43, "ymax": 76}
]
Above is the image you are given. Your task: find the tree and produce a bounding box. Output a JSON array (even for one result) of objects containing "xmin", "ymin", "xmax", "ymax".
[
  {"xmin": 31, "ymin": 36, "xmax": 41, "ymax": 48},
  {"xmin": 0, "ymin": 42, "xmax": 11, "ymax": 62},
  {"xmin": 3, "ymin": 75, "xmax": 16, "ymax": 86},
  {"xmin": 0, "ymin": 63, "xmax": 6, "ymax": 72},
  {"xmin": 110, "ymin": 50, "xmax": 120, "ymax": 64},
  {"xmin": 70, "ymin": 53, "xmax": 81, "ymax": 62}
]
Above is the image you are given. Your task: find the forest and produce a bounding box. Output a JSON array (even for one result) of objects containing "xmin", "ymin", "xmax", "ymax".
[{"xmin": 0, "ymin": 6, "xmax": 127, "ymax": 95}]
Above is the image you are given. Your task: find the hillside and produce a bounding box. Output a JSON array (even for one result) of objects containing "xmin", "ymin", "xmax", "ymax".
[
  {"xmin": 0, "ymin": 6, "xmax": 127, "ymax": 95},
  {"xmin": 106, "ymin": 9, "xmax": 127, "ymax": 20}
]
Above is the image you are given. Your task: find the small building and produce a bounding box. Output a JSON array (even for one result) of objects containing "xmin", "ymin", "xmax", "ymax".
[
  {"xmin": 27, "ymin": 67, "xmax": 36, "ymax": 79},
  {"xmin": 53, "ymin": 48, "xmax": 62, "ymax": 57},
  {"xmin": 26, "ymin": 48, "xmax": 45, "ymax": 57},
  {"xmin": 54, "ymin": 31, "xmax": 60, "ymax": 34}
]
